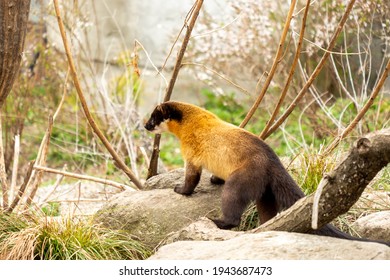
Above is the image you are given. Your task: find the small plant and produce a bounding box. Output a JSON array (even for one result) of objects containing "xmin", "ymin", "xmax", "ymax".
[
  {"xmin": 371, "ymin": 166, "xmax": 390, "ymax": 192},
  {"xmin": 41, "ymin": 202, "xmax": 61, "ymax": 217},
  {"xmin": 291, "ymin": 147, "xmax": 338, "ymax": 195},
  {"xmin": 0, "ymin": 212, "xmax": 151, "ymax": 260},
  {"xmin": 238, "ymin": 204, "xmax": 259, "ymax": 231}
]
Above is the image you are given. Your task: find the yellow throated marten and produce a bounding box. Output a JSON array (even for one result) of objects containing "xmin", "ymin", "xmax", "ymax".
[{"xmin": 145, "ymin": 101, "xmax": 389, "ymax": 245}]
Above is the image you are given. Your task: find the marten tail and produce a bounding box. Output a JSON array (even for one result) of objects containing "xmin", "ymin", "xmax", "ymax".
[
  {"xmin": 313, "ymin": 224, "xmax": 390, "ymax": 247},
  {"xmin": 270, "ymin": 166, "xmax": 305, "ymax": 211}
]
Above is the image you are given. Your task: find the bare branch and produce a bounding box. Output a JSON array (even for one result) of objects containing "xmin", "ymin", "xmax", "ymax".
[
  {"xmin": 25, "ymin": 115, "xmax": 54, "ymax": 207},
  {"xmin": 33, "ymin": 165, "xmax": 134, "ymax": 191},
  {"xmin": 252, "ymin": 131, "xmax": 390, "ymax": 234},
  {"xmin": 9, "ymin": 134, "xmax": 20, "ymax": 202},
  {"xmin": 134, "ymin": 40, "xmax": 168, "ymax": 87},
  {"xmin": 259, "ymin": 0, "xmax": 310, "ymax": 139},
  {"xmin": 163, "ymin": 0, "xmax": 204, "ymax": 103},
  {"xmin": 53, "ymin": 0, "xmax": 143, "ymax": 190},
  {"xmin": 263, "ymin": 0, "xmax": 357, "ymax": 139},
  {"xmin": 240, "ymin": 0, "xmax": 297, "ymax": 128},
  {"xmin": 0, "ymin": 114, "xmax": 8, "ymax": 209},
  {"xmin": 181, "ymin": 62, "xmax": 252, "ymax": 96},
  {"xmin": 6, "ymin": 160, "xmax": 35, "ymax": 213},
  {"xmin": 39, "ymin": 165, "xmax": 67, "ymax": 204},
  {"xmin": 323, "ymin": 58, "xmax": 390, "ymax": 155},
  {"xmin": 160, "ymin": 3, "xmax": 196, "ymax": 73},
  {"xmin": 147, "ymin": 0, "xmax": 204, "ymax": 179}
]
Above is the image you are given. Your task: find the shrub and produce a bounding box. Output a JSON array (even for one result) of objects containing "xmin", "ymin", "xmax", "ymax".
[{"xmin": 0, "ymin": 212, "xmax": 151, "ymax": 260}]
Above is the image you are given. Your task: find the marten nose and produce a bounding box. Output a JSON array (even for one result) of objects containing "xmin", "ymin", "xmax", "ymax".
[{"xmin": 144, "ymin": 121, "xmax": 154, "ymax": 131}]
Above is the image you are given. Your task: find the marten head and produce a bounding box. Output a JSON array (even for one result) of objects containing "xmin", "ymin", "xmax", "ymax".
[{"xmin": 144, "ymin": 102, "xmax": 183, "ymax": 133}]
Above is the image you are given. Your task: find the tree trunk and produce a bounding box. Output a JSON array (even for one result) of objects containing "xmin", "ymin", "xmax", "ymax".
[
  {"xmin": 252, "ymin": 129, "xmax": 390, "ymax": 234},
  {"xmin": 0, "ymin": 0, "xmax": 31, "ymax": 108}
]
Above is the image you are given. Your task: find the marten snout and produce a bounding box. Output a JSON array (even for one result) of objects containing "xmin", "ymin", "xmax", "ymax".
[
  {"xmin": 144, "ymin": 120, "xmax": 155, "ymax": 131},
  {"xmin": 144, "ymin": 116, "xmax": 168, "ymax": 134}
]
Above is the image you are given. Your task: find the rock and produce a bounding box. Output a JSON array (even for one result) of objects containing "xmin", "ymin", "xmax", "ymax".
[
  {"xmin": 149, "ymin": 231, "xmax": 390, "ymax": 260},
  {"xmin": 353, "ymin": 211, "xmax": 390, "ymax": 242},
  {"xmin": 163, "ymin": 217, "xmax": 243, "ymax": 244},
  {"xmin": 143, "ymin": 168, "xmax": 185, "ymax": 190},
  {"xmin": 94, "ymin": 169, "xmax": 223, "ymax": 247}
]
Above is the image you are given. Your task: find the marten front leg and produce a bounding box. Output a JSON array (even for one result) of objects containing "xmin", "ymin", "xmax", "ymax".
[{"xmin": 174, "ymin": 162, "xmax": 202, "ymax": 195}]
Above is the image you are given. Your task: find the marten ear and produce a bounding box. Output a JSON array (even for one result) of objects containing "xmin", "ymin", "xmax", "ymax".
[
  {"xmin": 161, "ymin": 102, "xmax": 183, "ymax": 122},
  {"xmin": 145, "ymin": 102, "xmax": 183, "ymax": 132},
  {"xmin": 157, "ymin": 104, "xmax": 167, "ymax": 117}
]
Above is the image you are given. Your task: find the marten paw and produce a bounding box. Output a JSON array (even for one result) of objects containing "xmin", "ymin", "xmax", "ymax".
[
  {"xmin": 174, "ymin": 186, "xmax": 193, "ymax": 196},
  {"xmin": 211, "ymin": 219, "xmax": 237, "ymax": 230},
  {"xmin": 210, "ymin": 175, "xmax": 225, "ymax": 185}
]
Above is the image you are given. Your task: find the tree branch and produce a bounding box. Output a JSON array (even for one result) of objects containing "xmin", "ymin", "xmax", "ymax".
[
  {"xmin": 262, "ymin": 0, "xmax": 357, "ymax": 139},
  {"xmin": 252, "ymin": 130, "xmax": 390, "ymax": 234},
  {"xmin": 240, "ymin": 0, "xmax": 297, "ymax": 128},
  {"xmin": 323, "ymin": 58, "xmax": 390, "ymax": 155},
  {"xmin": 0, "ymin": 114, "xmax": 9, "ymax": 209},
  {"xmin": 33, "ymin": 165, "xmax": 134, "ymax": 191},
  {"xmin": 259, "ymin": 0, "xmax": 310, "ymax": 139},
  {"xmin": 147, "ymin": 0, "xmax": 204, "ymax": 179},
  {"xmin": 53, "ymin": 0, "xmax": 143, "ymax": 190},
  {"xmin": 6, "ymin": 160, "xmax": 35, "ymax": 213}
]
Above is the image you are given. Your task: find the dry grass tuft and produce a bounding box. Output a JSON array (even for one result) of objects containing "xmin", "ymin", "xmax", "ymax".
[{"xmin": 0, "ymin": 212, "xmax": 151, "ymax": 260}]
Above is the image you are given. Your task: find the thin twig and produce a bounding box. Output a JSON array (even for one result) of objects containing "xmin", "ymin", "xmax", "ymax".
[
  {"xmin": 40, "ymin": 165, "xmax": 67, "ymax": 204},
  {"xmin": 164, "ymin": 0, "xmax": 204, "ymax": 102},
  {"xmin": 25, "ymin": 115, "xmax": 54, "ymax": 207},
  {"xmin": 190, "ymin": 13, "xmax": 241, "ymax": 39},
  {"xmin": 147, "ymin": 0, "xmax": 204, "ymax": 179},
  {"xmin": 0, "ymin": 114, "xmax": 9, "ymax": 209},
  {"xmin": 134, "ymin": 39, "xmax": 168, "ymax": 87},
  {"xmin": 54, "ymin": 68, "xmax": 70, "ymax": 121},
  {"xmin": 240, "ymin": 0, "xmax": 297, "ymax": 128},
  {"xmin": 46, "ymin": 198, "xmax": 109, "ymax": 203},
  {"xmin": 323, "ymin": 58, "xmax": 390, "ymax": 155},
  {"xmin": 6, "ymin": 160, "xmax": 35, "ymax": 213},
  {"xmin": 9, "ymin": 134, "xmax": 20, "ymax": 202},
  {"xmin": 181, "ymin": 62, "xmax": 252, "ymax": 96},
  {"xmin": 53, "ymin": 0, "xmax": 143, "ymax": 190},
  {"xmin": 263, "ymin": 0, "xmax": 357, "ymax": 139},
  {"xmin": 160, "ymin": 3, "xmax": 196, "ymax": 72},
  {"xmin": 33, "ymin": 165, "xmax": 134, "ymax": 191},
  {"xmin": 259, "ymin": 0, "xmax": 310, "ymax": 139},
  {"xmin": 311, "ymin": 176, "xmax": 328, "ymax": 229},
  {"xmin": 19, "ymin": 70, "xmax": 69, "ymax": 211},
  {"xmin": 291, "ymin": 31, "xmax": 365, "ymax": 56}
]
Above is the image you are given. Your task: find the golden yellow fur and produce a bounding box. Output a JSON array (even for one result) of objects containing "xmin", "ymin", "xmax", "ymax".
[{"xmin": 165, "ymin": 102, "xmax": 251, "ymax": 180}]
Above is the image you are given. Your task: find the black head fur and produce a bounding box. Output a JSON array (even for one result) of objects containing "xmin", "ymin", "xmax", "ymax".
[{"xmin": 144, "ymin": 102, "xmax": 183, "ymax": 131}]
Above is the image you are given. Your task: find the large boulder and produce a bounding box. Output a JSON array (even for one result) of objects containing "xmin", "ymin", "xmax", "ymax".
[
  {"xmin": 353, "ymin": 211, "xmax": 390, "ymax": 242},
  {"xmin": 150, "ymin": 223, "xmax": 390, "ymax": 260},
  {"xmin": 94, "ymin": 168, "xmax": 390, "ymax": 255},
  {"xmin": 94, "ymin": 169, "xmax": 223, "ymax": 247}
]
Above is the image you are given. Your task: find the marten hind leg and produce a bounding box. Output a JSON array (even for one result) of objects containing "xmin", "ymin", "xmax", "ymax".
[
  {"xmin": 174, "ymin": 162, "xmax": 202, "ymax": 195},
  {"xmin": 212, "ymin": 172, "xmax": 254, "ymax": 229}
]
